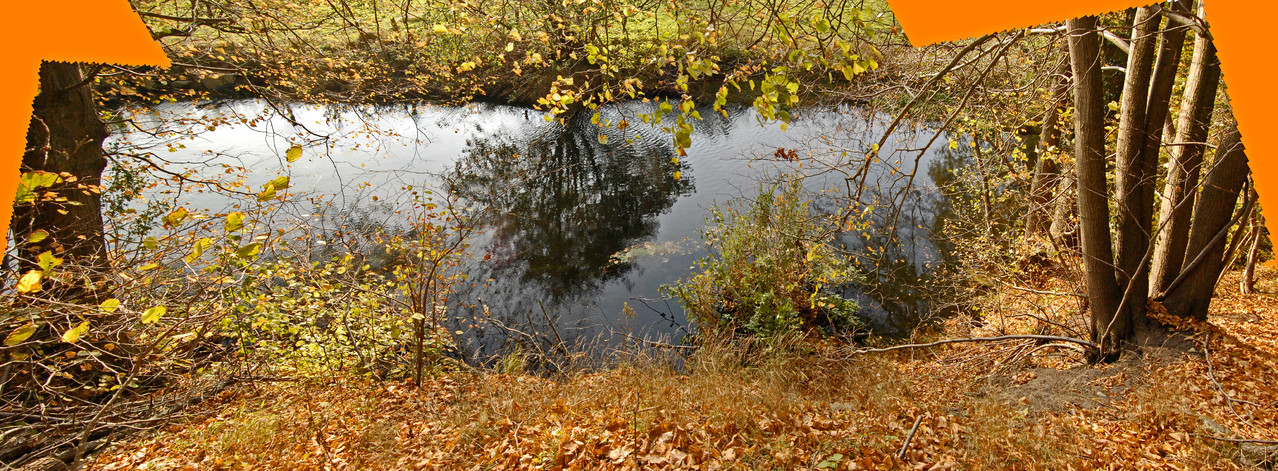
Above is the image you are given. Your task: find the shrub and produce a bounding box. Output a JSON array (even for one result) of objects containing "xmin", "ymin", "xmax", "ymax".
[{"xmin": 669, "ymin": 176, "xmax": 864, "ymax": 339}]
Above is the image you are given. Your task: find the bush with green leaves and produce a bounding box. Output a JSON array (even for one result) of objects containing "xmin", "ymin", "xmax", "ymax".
[{"xmin": 669, "ymin": 176, "xmax": 864, "ymax": 339}]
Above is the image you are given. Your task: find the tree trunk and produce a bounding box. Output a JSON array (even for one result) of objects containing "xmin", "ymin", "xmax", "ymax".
[
  {"xmin": 1149, "ymin": 34, "xmax": 1221, "ymax": 296},
  {"xmin": 1241, "ymin": 212, "xmax": 1264, "ymax": 295},
  {"xmin": 1215, "ymin": 187, "xmax": 1256, "ymax": 288},
  {"xmin": 1049, "ymin": 166, "xmax": 1078, "ymax": 248},
  {"xmin": 1069, "ymin": 16, "xmax": 1126, "ymax": 360},
  {"xmin": 1112, "ymin": 6, "xmax": 1161, "ymax": 325},
  {"xmin": 1026, "ymin": 45, "xmax": 1071, "ymax": 236},
  {"xmin": 9, "ymin": 62, "xmax": 111, "ymax": 302},
  {"xmin": 1161, "ymin": 121, "xmax": 1249, "ymax": 320}
]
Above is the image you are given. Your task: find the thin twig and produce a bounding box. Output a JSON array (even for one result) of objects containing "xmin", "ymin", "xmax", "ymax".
[{"xmin": 538, "ymin": 300, "xmax": 571, "ymax": 360}]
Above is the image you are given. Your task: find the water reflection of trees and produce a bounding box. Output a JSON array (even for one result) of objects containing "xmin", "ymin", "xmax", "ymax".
[
  {"xmin": 446, "ymin": 111, "xmax": 694, "ymax": 300},
  {"xmin": 788, "ymin": 112, "xmax": 963, "ymax": 336}
]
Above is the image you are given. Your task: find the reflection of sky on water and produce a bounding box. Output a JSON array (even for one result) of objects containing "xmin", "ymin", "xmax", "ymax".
[{"xmin": 109, "ymin": 99, "xmax": 958, "ymax": 359}]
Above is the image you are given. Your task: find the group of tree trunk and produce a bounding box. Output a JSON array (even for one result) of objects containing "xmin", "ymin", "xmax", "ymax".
[{"xmin": 1029, "ymin": 2, "xmax": 1256, "ymax": 360}]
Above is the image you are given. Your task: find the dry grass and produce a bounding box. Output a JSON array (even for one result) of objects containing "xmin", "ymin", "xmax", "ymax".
[{"xmin": 86, "ymin": 268, "xmax": 1278, "ymax": 470}]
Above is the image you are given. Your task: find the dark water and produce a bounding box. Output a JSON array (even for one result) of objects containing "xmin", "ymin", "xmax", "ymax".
[{"xmin": 109, "ymin": 99, "xmax": 960, "ymax": 361}]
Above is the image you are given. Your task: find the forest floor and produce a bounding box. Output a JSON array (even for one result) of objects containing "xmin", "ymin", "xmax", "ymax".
[{"xmin": 86, "ymin": 266, "xmax": 1278, "ymax": 470}]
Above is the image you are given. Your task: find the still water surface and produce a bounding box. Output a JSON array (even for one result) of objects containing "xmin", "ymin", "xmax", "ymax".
[{"xmin": 110, "ymin": 99, "xmax": 959, "ymax": 360}]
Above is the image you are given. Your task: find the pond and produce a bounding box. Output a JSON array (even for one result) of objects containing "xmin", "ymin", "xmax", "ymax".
[{"xmin": 109, "ymin": 99, "xmax": 964, "ymax": 362}]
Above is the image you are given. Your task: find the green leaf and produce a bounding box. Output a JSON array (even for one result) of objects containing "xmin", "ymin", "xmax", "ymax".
[
  {"xmin": 141, "ymin": 306, "xmax": 166, "ymax": 325},
  {"xmin": 143, "ymin": 237, "xmax": 159, "ymax": 249},
  {"xmin": 62, "ymin": 321, "xmax": 90, "ymax": 343},
  {"xmin": 285, "ymin": 145, "xmax": 303, "ymax": 163},
  {"xmin": 815, "ymin": 18, "xmax": 831, "ymax": 33},
  {"xmin": 5, "ymin": 324, "xmax": 36, "ymax": 346}
]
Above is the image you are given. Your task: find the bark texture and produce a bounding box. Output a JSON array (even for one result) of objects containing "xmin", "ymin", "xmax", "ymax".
[
  {"xmin": 1112, "ymin": 6, "xmax": 1160, "ymax": 324},
  {"xmin": 1069, "ymin": 17, "xmax": 1125, "ymax": 359},
  {"xmin": 1161, "ymin": 122, "xmax": 1249, "ymax": 320},
  {"xmin": 9, "ymin": 62, "xmax": 110, "ymax": 301},
  {"xmin": 1149, "ymin": 34, "xmax": 1221, "ymax": 295}
]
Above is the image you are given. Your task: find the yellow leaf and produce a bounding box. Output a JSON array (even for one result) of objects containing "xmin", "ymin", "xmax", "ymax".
[
  {"xmin": 285, "ymin": 145, "xmax": 303, "ymax": 163},
  {"xmin": 62, "ymin": 321, "xmax": 90, "ymax": 343},
  {"xmin": 164, "ymin": 207, "xmax": 190, "ymax": 227},
  {"xmin": 100, "ymin": 298, "xmax": 122, "ymax": 313},
  {"xmin": 257, "ymin": 183, "xmax": 277, "ymax": 202},
  {"xmin": 141, "ymin": 306, "xmax": 166, "ymax": 325},
  {"xmin": 236, "ymin": 243, "xmax": 263, "ymax": 260},
  {"xmin": 37, "ymin": 251, "xmax": 62, "ymax": 273},
  {"xmin": 27, "ymin": 230, "xmax": 49, "ymax": 244},
  {"xmin": 225, "ymin": 212, "xmax": 246, "ymax": 232},
  {"xmin": 186, "ymin": 238, "xmax": 213, "ymax": 263},
  {"xmin": 16, "ymin": 271, "xmax": 42, "ymax": 294},
  {"xmin": 5, "ymin": 324, "xmax": 36, "ymax": 346}
]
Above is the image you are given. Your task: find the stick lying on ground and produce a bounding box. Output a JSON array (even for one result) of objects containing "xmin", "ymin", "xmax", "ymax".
[
  {"xmin": 850, "ymin": 335, "xmax": 1099, "ymax": 355},
  {"xmin": 898, "ymin": 415, "xmax": 925, "ymax": 459}
]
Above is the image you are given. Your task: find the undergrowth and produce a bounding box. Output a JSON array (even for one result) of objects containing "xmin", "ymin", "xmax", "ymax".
[{"xmin": 669, "ymin": 176, "xmax": 866, "ymax": 340}]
